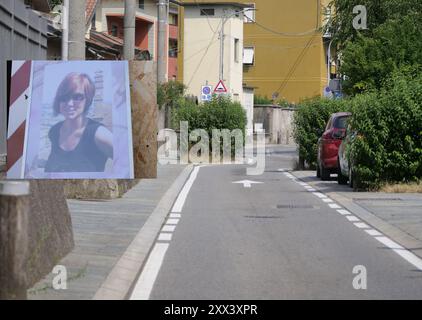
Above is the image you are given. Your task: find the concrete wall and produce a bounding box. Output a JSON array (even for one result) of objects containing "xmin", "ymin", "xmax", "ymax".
[
  {"xmin": 0, "ymin": 0, "xmax": 48, "ymax": 157},
  {"xmin": 254, "ymin": 105, "xmax": 296, "ymax": 145},
  {"xmin": 183, "ymin": 5, "xmax": 244, "ymax": 102}
]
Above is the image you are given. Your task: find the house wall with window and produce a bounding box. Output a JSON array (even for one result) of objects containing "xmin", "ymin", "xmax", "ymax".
[{"xmin": 90, "ymin": 0, "xmax": 179, "ymax": 80}]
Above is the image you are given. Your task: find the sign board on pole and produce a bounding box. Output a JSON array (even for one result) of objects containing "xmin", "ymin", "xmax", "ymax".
[
  {"xmin": 214, "ymin": 80, "xmax": 228, "ymax": 94},
  {"xmin": 201, "ymin": 85, "xmax": 213, "ymax": 102},
  {"xmin": 323, "ymin": 86, "xmax": 333, "ymax": 99}
]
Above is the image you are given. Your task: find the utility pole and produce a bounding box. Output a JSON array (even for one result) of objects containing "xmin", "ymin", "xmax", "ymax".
[
  {"xmin": 124, "ymin": 0, "xmax": 137, "ymax": 60},
  {"xmin": 68, "ymin": 0, "xmax": 86, "ymax": 60},
  {"xmin": 62, "ymin": 0, "xmax": 69, "ymax": 60},
  {"xmin": 327, "ymin": 38, "xmax": 334, "ymax": 86},
  {"xmin": 157, "ymin": 0, "xmax": 168, "ymax": 84},
  {"xmin": 219, "ymin": 14, "xmax": 226, "ymax": 81}
]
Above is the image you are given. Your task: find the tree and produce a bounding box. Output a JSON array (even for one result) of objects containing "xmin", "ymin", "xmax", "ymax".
[
  {"xmin": 326, "ymin": 0, "xmax": 422, "ymax": 95},
  {"xmin": 340, "ymin": 14, "xmax": 422, "ymax": 94},
  {"xmin": 326, "ymin": 0, "xmax": 422, "ymax": 48}
]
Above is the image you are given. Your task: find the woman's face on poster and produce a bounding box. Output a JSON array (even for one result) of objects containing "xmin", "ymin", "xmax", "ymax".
[{"xmin": 59, "ymin": 82, "xmax": 87, "ymax": 120}]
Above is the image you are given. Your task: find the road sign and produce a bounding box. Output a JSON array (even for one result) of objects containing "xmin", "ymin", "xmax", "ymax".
[
  {"xmin": 214, "ymin": 80, "xmax": 228, "ymax": 94},
  {"xmin": 323, "ymin": 86, "xmax": 333, "ymax": 99},
  {"xmin": 201, "ymin": 85, "xmax": 213, "ymax": 102}
]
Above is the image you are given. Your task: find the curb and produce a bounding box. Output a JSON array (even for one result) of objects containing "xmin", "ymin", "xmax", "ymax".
[
  {"xmin": 291, "ymin": 171, "xmax": 422, "ymax": 260},
  {"xmin": 328, "ymin": 192, "xmax": 422, "ymax": 259},
  {"xmin": 93, "ymin": 164, "xmax": 194, "ymax": 300}
]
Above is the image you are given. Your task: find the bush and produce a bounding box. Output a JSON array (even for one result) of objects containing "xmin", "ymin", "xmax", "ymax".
[
  {"xmin": 293, "ymin": 97, "xmax": 350, "ymax": 168},
  {"xmin": 349, "ymin": 69, "xmax": 422, "ymax": 189},
  {"xmin": 172, "ymin": 96, "xmax": 247, "ymax": 158}
]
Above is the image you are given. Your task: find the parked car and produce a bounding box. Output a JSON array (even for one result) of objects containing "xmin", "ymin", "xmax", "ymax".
[
  {"xmin": 338, "ymin": 126, "xmax": 357, "ymax": 188},
  {"xmin": 317, "ymin": 112, "xmax": 351, "ymax": 180}
]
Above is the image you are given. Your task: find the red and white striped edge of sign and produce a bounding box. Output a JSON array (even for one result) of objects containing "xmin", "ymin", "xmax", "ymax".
[{"xmin": 7, "ymin": 61, "xmax": 32, "ymax": 179}]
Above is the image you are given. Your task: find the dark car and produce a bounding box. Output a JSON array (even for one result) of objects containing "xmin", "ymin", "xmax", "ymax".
[
  {"xmin": 317, "ymin": 112, "xmax": 351, "ymax": 180},
  {"xmin": 338, "ymin": 127, "xmax": 357, "ymax": 188}
]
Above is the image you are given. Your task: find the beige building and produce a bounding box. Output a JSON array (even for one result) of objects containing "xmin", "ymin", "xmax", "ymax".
[{"xmin": 181, "ymin": 2, "xmax": 248, "ymax": 104}]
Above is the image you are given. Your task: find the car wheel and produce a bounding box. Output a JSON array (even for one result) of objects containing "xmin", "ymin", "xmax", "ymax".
[
  {"xmin": 320, "ymin": 163, "xmax": 331, "ymax": 181},
  {"xmin": 337, "ymin": 160, "xmax": 348, "ymax": 185},
  {"xmin": 316, "ymin": 162, "xmax": 321, "ymax": 178}
]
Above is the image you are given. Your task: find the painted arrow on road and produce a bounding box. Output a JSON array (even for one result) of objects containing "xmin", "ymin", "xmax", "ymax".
[{"xmin": 232, "ymin": 180, "xmax": 263, "ymax": 188}]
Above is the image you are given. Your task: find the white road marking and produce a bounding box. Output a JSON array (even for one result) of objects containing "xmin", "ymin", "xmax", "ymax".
[
  {"xmin": 373, "ymin": 236, "xmax": 422, "ymax": 270},
  {"xmin": 365, "ymin": 229, "xmax": 383, "ymax": 236},
  {"xmin": 312, "ymin": 192, "xmax": 327, "ymax": 199},
  {"xmin": 162, "ymin": 225, "xmax": 176, "ymax": 233},
  {"xmin": 354, "ymin": 222, "xmax": 370, "ymax": 229},
  {"xmin": 166, "ymin": 218, "xmax": 179, "ymax": 225},
  {"xmin": 345, "ymin": 216, "xmax": 361, "ymax": 222},
  {"xmin": 130, "ymin": 243, "xmax": 169, "ymax": 300},
  {"xmin": 329, "ymin": 203, "xmax": 342, "ymax": 209},
  {"xmin": 393, "ymin": 249, "xmax": 422, "ymax": 271},
  {"xmin": 337, "ymin": 209, "xmax": 352, "ymax": 215},
  {"xmin": 375, "ymin": 236, "xmax": 403, "ymax": 250},
  {"xmin": 172, "ymin": 166, "xmax": 201, "ymax": 213},
  {"xmin": 233, "ymin": 180, "xmax": 263, "ymax": 188},
  {"xmin": 130, "ymin": 166, "xmax": 203, "ymax": 300},
  {"xmin": 290, "ymin": 176, "xmax": 422, "ymax": 272},
  {"xmin": 158, "ymin": 233, "xmax": 172, "ymax": 242}
]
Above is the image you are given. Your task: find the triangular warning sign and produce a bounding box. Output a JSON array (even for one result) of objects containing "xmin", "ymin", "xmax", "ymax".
[{"xmin": 214, "ymin": 80, "xmax": 227, "ymax": 93}]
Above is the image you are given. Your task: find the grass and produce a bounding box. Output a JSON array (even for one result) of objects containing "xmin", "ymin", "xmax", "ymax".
[{"xmin": 380, "ymin": 182, "xmax": 422, "ymax": 193}]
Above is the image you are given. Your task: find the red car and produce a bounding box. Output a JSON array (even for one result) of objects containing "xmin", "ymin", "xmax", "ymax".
[{"xmin": 317, "ymin": 112, "xmax": 351, "ymax": 180}]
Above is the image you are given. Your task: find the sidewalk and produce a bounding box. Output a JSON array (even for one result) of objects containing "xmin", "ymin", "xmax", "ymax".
[
  {"xmin": 292, "ymin": 171, "xmax": 422, "ymax": 259},
  {"xmin": 28, "ymin": 164, "xmax": 188, "ymax": 300}
]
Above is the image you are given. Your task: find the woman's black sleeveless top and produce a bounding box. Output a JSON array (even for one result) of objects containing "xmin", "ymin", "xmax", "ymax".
[{"xmin": 45, "ymin": 119, "xmax": 108, "ymax": 173}]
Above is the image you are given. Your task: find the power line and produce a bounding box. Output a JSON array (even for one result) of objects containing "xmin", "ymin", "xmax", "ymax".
[
  {"xmin": 186, "ymin": 21, "xmax": 222, "ymax": 87},
  {"xmin": 272, "ymin": 0, "xmax": 322, "ymax": 96},
  {"xmin": 193, "ymin": 0, "xmax": 217, "ymax": 33}
]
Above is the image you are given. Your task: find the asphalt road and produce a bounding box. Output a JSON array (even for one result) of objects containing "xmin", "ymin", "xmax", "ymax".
[{"xmin": 146, "ymin": 146, "xmax": 422, "ymax": 300}]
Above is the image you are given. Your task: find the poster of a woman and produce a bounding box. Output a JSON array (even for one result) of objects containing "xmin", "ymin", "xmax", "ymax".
[
  {"xmin": 45, "ymin": 73, "xmax": 113, "ymax": 173},
  {"xmin": 21, "ymin": 60, "xmax": 134, "ymax": 179}
]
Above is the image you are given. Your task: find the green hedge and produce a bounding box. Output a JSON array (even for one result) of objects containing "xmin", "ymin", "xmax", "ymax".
[
  {"xmin": 349, "ymin": 70, "xmax": 422, "ymax": 189},
  {"xmin": 293, "ymin": 97, "xmax": 350, "ymax": 169},
  {"xmin": 172, "ymin": 96, "xmax": 247, "ymax": 156},
  {"xmin": 293, "ymin": 69, "xmax": 422, "ymax": 190}
]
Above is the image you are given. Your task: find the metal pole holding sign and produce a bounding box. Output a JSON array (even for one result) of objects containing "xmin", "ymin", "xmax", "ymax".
[{"xmin": 0, "ymin": 181, "xmax": 30, "ymax": 300}]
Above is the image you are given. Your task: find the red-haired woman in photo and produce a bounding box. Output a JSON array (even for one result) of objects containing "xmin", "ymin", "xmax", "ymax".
[{"xmin": 45, "ymin": 73, "xmax": 113, "ymax": 173}]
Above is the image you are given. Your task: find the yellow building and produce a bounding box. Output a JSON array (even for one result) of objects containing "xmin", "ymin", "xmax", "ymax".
[{"xmin": 179, "ymin": 0, "xmax": 331, "ymax": 104}]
